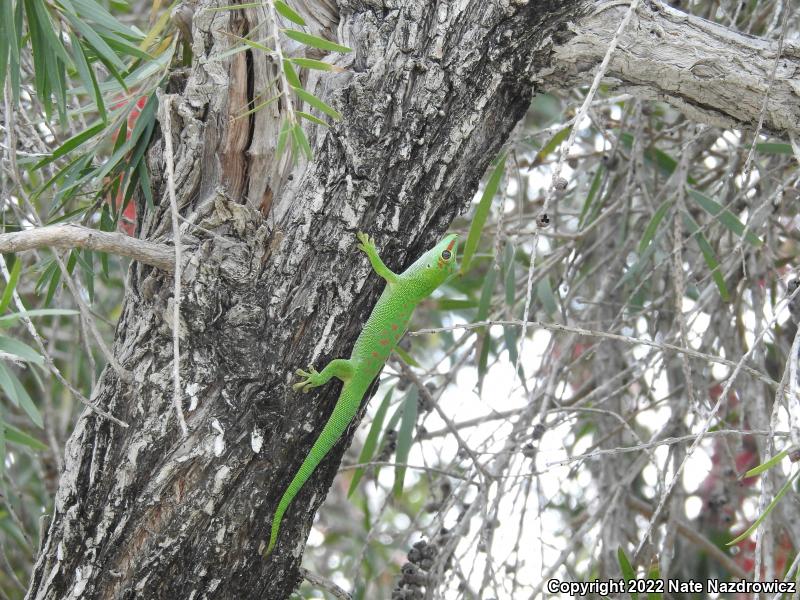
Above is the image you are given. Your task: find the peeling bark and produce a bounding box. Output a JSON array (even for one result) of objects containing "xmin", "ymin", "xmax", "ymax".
[{"xmin": 24, "ymin": 1, "xmax": 800, "ymax": 599}]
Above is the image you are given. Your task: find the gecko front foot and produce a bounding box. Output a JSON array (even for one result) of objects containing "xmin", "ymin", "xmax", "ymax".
[
  {"xmin": 293, "ymin": 365, "xmax": 323, "ymax": 392},
  {"xmin": 356, "ymin": 231, "xmax": 378, "ymax": 256}
]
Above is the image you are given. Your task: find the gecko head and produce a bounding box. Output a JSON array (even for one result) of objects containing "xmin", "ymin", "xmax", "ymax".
[{"xmin": 406, "ymin": 233, "xmax": 459, "ymax": 298}]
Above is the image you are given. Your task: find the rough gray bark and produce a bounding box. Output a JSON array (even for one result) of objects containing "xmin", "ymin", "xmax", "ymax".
[
  {"xmin": 22, "ymin": 1, "xmax": 800, "ymax": 599},
  {"xmin": 545, "ymin": 1, "xmax": 800, "ymax": 134}
]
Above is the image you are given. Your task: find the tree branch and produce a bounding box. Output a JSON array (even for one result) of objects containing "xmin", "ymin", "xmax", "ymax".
[
  {"xmin": 545, "ymin": 0, "xmax": 800, "ymax": 134},
  {"xmin": 0, "ymin": 224, "xmax": 175, "ymax": 272}
]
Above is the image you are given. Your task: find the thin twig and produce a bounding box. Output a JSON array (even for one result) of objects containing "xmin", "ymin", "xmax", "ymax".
[
  {"xmin": 299, "ymin": 567, "xmax": 352, "ymax": 600},
  {"xmin": 513, "ymin": 0, "xmax": 641, "ymax": 390},
  {"xmin": 545, "ymin": 429, "xmax": 790, "ymax": 467},
  {"xmin": 157, "ymin": 91, "xmax": 189, "ymax": 438},
  {"xmin": 411, "ymin": 319, "xmax": 779, "ymax": 389}
]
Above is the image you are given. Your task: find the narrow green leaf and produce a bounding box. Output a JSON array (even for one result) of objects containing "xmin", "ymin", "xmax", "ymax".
[
  {"xmin": 0, "ymin": 363, "xmax": 43, "ymax": 428},
  {"xmin": 728, "ymin": 470, "xmax": 800, "ymax": 545},
  {"xmin": 393, "ymin": 386, "xmax": 418, "ymax": 498},
  {"xmin": 461, "ymin": 153, "xmax": 506, "ymax": 273},
  {"xmin": 0, "ymin": 258, "xmax": 22, "ymax": 314},
  {"xmin": 434, "ymin": 298, "xmax": 478, "ymax": 310},
  {"xmin": 535, "ymin": 127, "xmax": 569, "ymax": 162},
  {"xmin": 0, "ymin": 0, "xmax": 11, "ymax": 94},
  {"xmin": 68, "ymin": 0, "xmax": 143, "ymax": 40},
  {"xmin": 274, "ymin": 0, "xmax": 305, "ymax": 25},
  {"xmin": 756, "ymin": 142, "xmax": 791, "ymax": 155},
  {"xmin": 745, "ymin": 448, "xmax": 789, "ymax": 478},
  {"xmin": 638, "ymin": 200, "xmax": 672, "ymax": 254},
  {"xmin": 33, "ymin": 121, "xmax": 105, "ymax": 171},
  {"xmin": 282, "ymin": 28, "xmax": 351, "ymax": 53},
  {"xmin": 0, "ymin": 364, "xmax": 18, "ymax": 407},
  {"xmin": 682, "ymin": 211, "xmax": 730, "ymax": 302},
  {"xmin": 536, "ymin": 277, "xmax": 558, "ymax": 316},
  {"xmin": 282, "ymin": 59, "xmax": 301, "ymax": 88},
  {"xmin": 276, "ymin": 119, "xmax": 291, "ymax": 158},
  {"xmin": 476, "ymin": 268, "xmax": 497, "ymax": 386},
  {"xmin": 578, "ymin": 167, "xmax": 604, "ymax": 227},
  {"xmin": 393, "ymin": 345, "xmax": 419, "ymax": 368},
  {"xmin": 348, "ymin": 388, "xmax": 393, "ymax": 497},
  {"xmin": 617, "ymin": 547, "xmax": 638, "ymax": 600},
  {"xmin": 0, "ymin": 309, "xmax": 78, "ymax": 327},
  {"xmin": 646, "ymin": 564, "xmax": 662, "ymax": 600},
  {"xmin": 138, "ymin": 160, "xmax": 154, "ymax": 212},
  {"xmin": 296, "ymin": 110, "xmax": 329, "ymax": 128},
  {"xmin": 68, "ymin": 13, "xmax": 122, "ymax": 71},
  {"xmin": 290, "ymin": 57, "xmax": 336, "ymax": 71},
  {"xmin": 291, "ymin": 123, "xmax": 312, "ymax": 159},
  {"xmin": 292, "ymin": 86, "xmax": 342, "ymax": 120},
  {"xmin": 0, "ymin": 336, "xmax": 44, "ymax": 365},
  {"xmin": 687, "ymin": 188, "xmax": 762, "ymax": 246},
  {"xmin": 0, "ymin": 414, "xmax": 5, "ymax": 473},
  {"xmin": 69, "ymin": 34, "xmax": 107, "ymax": 121},
  {"xmin": 503, "ymin": 243, "xmax": 516, "ymax": 308},
  {"xmin": 5, "ymin": 422, "xmax": 48, "ymax": 450}
]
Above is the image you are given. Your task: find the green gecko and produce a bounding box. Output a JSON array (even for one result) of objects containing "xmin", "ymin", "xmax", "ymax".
[{"xmin": 266, "ymin": 231, "xmax": 459, "ymax": 555}]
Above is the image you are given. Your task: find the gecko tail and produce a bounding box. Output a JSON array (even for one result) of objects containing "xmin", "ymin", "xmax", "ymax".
[{"xmin": 265, "ymin": 383, "xmax": 363, "ymax": 556}]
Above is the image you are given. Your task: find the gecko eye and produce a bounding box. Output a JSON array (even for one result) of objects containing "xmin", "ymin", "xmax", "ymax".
[{"xmin": 441, "ymin": 250, "xmax": 451, "ymax": 260}]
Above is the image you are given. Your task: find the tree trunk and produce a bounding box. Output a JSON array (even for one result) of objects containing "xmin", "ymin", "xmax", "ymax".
[{"xmin": 24, "ymin": 0, "xmax": 799, "ymax": 599}]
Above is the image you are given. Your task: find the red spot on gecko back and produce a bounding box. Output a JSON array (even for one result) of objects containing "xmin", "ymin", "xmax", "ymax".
[
  {"xmin": 391, "ymin": 324, "xmax": 398, "ymax": 331},
  {"xmin": 379, "ymin": 339, "xmax": 389, "ymax": 346},
  {"xmin": 372, "ymin": 351, "xmax": 379, "ymax": 358}
]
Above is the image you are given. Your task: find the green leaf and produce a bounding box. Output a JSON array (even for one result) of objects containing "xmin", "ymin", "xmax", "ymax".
[
  {"xmin": 682, "ymin": 211, "xmax": 730, "ymax": 302},
  {"xmin": 290, "ymin": 57, "xmax": 336, "ymax": 71},
  {"xmin": 296, "ymin": 110, "xmax": 329, "ymax": 128},
  {"xmin": 646, "ymin": 564, "xmax": 662, "ymax": 600},
  {"xmin": 393, "ymin": 386, "xmax": 418, "ymax": 498},
  {"xmin": 638, "ymin": 200, "xmax": 672, "ymax": 254},
  {"xmin": 64, "ymin": 11, "xmax": 127, "ymax": 72},
  {"xmin": 476, "ymin": 268, "xmax": 497, "ymax": 387},
  {"xmin": 282, "ymin": 59, "xmax": 301, "ymax": 88},
  {"xmin": 0, "ymin": 414, "xmax": 5, "ymax": 473},
  {"xmin": 393, "ymin": 345, "xmax": 419, "ymax": 368},
  {"xmin": 0, "ymin": 258, "xmax": 22, "ymax": 314},
  {"xmin": 0, "ymin": 309, "xmax": 78, "ymax": 327},
  {"xmin": 687, "ymin": 188, "xmax": 762, "ymax": 246},
  {"xmin": 461, "ymin": 153, "xmax": 506, "ymax": 274},
  {"xmin": 617, "ymin": 547, "xmax": 638, "ymax": 600},
  {"xmin": 503, "ymin": 243, "xmax": 516, "ymax": 308},
  {"xmin": 728, "ymin": 470, "xmax": 800, "ymax": 545},
  {"xmin": 0, "ymin": 336, "xmax": 44, "ymax": 365},
  {"xmin": 274, "ymin": 0, "xmax": 305, "ymax": 25},
  {"xmin": 578, "ymin": 167, "xmax": 604, "ymax": 227},
  {"xmin": 535, "ymin": 127, "xmax": 569, "ymax": 162},
  {"xmin": 745, "ymin": 448, "xmax": 789, "ymax": 478},
  {"xmin": 0, "ymin": 363, "xmax": 43, "ymax": 427},
  {"xmin": 536, "ymin": 277, "xmax": 558, "ymax": 316},
  {"xmin": 69, "ymin": 34, "xmax": 107, "ymax": 121},
  {"xmin": 434, "ymin": 298, "xmax": 478, "ymax": 310},
  {"xmin": 276, "ymin": 119, "xmax": 291, "ymax": 158},
  {"xmin": 292, "ymin": 85, "xmax": 342, "ymax": 120},
  {"xmin": 4, "ymin": 422, "xmax": 47, "ymax": 450},
  {"xmin": 348, "ymin": 388, "xmax": 393, "ymax": 497},
  {"xmin": 33, "ymin": 121, "xmax": 105, "ymax": 171},
  {"xmin": 291, "ymin": 123, "xmax": 312, "ymax": 159},
  {"xmin": 282, "ymin": 29, "xmax": 351, "ymax": 53},
  {"xmin": 756, "ymin": 142, "xmax": 791, "ymax": 155}
]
